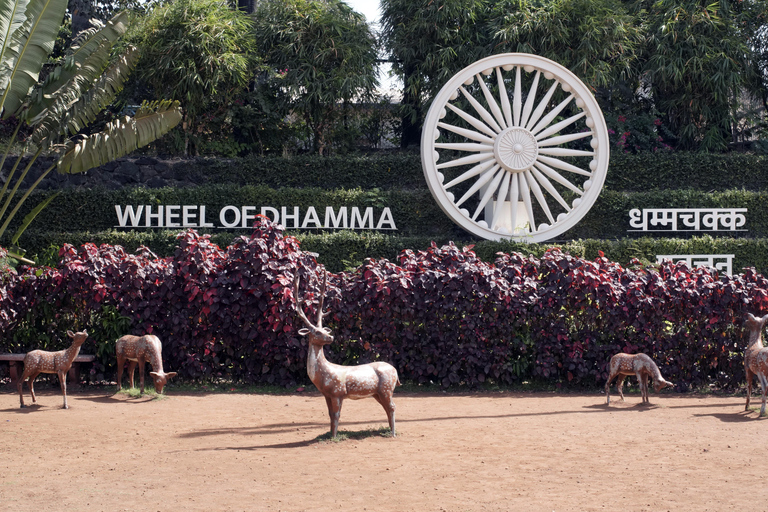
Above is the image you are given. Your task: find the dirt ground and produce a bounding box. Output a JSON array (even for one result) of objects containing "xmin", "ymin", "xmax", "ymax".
[{"xmin": 1, "ymin": 383, "xmax": 766, "ymax": 512}]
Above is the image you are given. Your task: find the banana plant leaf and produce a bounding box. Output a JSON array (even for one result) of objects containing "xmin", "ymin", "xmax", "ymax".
[
  {"xmin": 56, "ymin": 100, "xmax": 182, "ymax": 175},
  {"xmin": 0, "ymin": 0, "xmax": 68, "ymax": 118},
  {"xmin": 10, "ymin": 190, "xmax": 58, "ymax": 245}
]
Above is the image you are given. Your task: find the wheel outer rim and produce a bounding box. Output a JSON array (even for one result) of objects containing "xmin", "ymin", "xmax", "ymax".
[{"xmin": 420, "ymin": 53, "xmax": 610, "ymax": 243}]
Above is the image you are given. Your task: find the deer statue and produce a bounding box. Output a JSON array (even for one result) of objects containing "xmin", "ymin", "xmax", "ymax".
[
  {"xmin": 743, "ymin": 313, "xmax": 768, "ymax": 416},
  {"xmin": 18, "ymin": 330, "xmax": 89, "ymax": 409},
  {"xmin": 294, "ymin": 271, "xmax": 400, "ymax": 438},
  {"xmin": 604, "ymin": 352, "xmax": 673, "ymax": 405},
  {"xmin": 115, "ymin": 334, "xmax": 177, "ymax": 394}
]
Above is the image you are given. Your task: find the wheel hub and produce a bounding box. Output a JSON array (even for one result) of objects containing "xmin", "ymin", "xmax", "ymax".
[{"xmin": 494, "ymin": 127, "xmax": 538, "ymax": 173}]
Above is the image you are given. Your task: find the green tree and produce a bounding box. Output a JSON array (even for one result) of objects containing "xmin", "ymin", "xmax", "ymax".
[
  {"xmin": 488, "ymin": 0, "xmax": 644, "ymax": 89},
  {"xmin": 638, "ymin": 0, "xmax": 762, "ymax": 151},
  {"xmin": 0, "ymin": 2, "xmax": 181, "ymax": 259},
  {"xmin": 380, "ymin": 0, "xmax": 491, "ymax": 149},
  {"xmin": 253, "ymin": 0, "xmax": 378, "ymax": 155},
  {"xmin": 132, "ymin": 0, "xmax": 257, "ymax": 155}
]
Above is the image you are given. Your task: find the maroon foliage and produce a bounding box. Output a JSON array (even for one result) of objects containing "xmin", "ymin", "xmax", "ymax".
[{"xmin": 2, "ymin": 222, "xmax": 767, "ymax": 390}]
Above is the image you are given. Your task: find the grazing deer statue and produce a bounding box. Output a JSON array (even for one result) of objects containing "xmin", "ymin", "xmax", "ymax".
[
  {"xmin": 604, "ymin": 353, "xmax": 673, "ymax": 405},
  {"xmin": 18, "ymin": 330, "xmax": 89, "ymax": 409},
  {"xmin": 294, "ymin": 271, "xmax": 400, "ymax": 438},
  {"xmin": 115, "ymin": 334, "xmax": 177, "ymax": 394},
  {"xmin": 743, "ymin": 313, "xmax": 768, "ymax": 416}
]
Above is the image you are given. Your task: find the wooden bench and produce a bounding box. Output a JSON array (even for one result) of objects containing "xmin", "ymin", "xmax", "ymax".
[{"xmin": 0, "ymin": 353, "xmax": 96, "ymax": 389}]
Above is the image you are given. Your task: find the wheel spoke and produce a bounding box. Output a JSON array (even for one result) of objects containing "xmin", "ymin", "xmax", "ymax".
[
  {"xmin": 525, "ymin": 169, "xmax": 555, "ymax": 225},
  {"xmin": 520, "ymin": 70, "xmax": 541, "ymax": 128},
  {"xmin": 444, "ymin": 159, "xmax": 497, "ymax": 189},
  {"xmin": 446, "ymin": 103, "xmax": 497, "ymax": 138},
  {"xmin": 438, "ymin": 121, "xmax": 495, "ymax": 144},
  {"xmin": 460, "ymin": 86, "xmax": 503, "ymax": 134},
  {"xmin": 509, "ymin": 173, "xmax": 520, "ymax": 233},
  {"xmin": 476, "ymin": 73, "xmax": 507, "ymax": 130},
  {"xmin": 456, "ymin": 163, "xmax": 500, "ymax": 207},
  {"xmin": 537, "ymin": 147, "xmax": 594, "ymax": 158},
  {"xmin": 513, "ymin": 66, "xmax": 522, "ymax": 127},
  {"xmin": 533, "ymin": 162, "xmax": 584, "ymax": 196},
  {"xmin": 496, "ymin": 67, "xmax": 513, "ymax": 128},
  {"xmin": 535, "ymin": 112, "xmax": 586, "ymax": 141},
  {"xmin": 531, "ymin": 166, "xmax": 571, "ymax": 211},
  {"xmin": 436, "ymin": 152, "xmax": 494, "ymax": 170},
  {"xmin": 536, "ymin": 155, "xmax": 592, "ymax": 177},
  {"xmin": 525, "ymin": 81, "xmax": 559, "ymax": 131},
  {"xmin": 531, "ymin": 94, "xmax": 574, "ymax": 136},
  {"xmin": 473, "ymin": 168, "xmax": 505, "ymax": 220},
  {"xmin": 538, "ymin": 131, "xmax": 592, "ymax": 147},
  {"xmin": 434, "ymin": 142, "xmax": 495, "ymax": 153},
  {"xmin": 491, "ymin": 170, "xmax": 511, "ymax": 230},
  {"xmin": 518, "ymin": 171, "xmax": 536, "ymax": 231}
]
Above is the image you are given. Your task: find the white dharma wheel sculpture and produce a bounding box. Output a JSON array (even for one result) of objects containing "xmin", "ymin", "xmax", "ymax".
[{"xmin": 421, "ymin": 53, "xmax": 609, "ymax": 242}]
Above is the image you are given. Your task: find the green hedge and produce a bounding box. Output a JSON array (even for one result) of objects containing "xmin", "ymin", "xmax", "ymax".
[
  {"xmin": 95, "ymin": 151, "xmax": 768, "ymax": 192},
  {"xmin": 8, "ymin": 185, "xmax": 768, "ymax": 244},
  {"xmin": 17, "ymin": 228, "xmax": 768, "ymax": 276}
]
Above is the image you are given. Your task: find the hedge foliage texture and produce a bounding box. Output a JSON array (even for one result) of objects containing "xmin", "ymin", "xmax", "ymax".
[{"xmin": 2, "ymin": 219, "xmax": 766, "ymax": 391}]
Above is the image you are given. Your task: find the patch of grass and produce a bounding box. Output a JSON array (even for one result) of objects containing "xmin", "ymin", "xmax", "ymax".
[
  {"xmin": 117, "ymin": 387, "xmax": 167, "ymax": 400},
  {"xmin": 314, "ymin": 427, "xmax": 394, "ymax": 443}
]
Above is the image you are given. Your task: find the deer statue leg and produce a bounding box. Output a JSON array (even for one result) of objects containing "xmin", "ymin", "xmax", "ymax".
[
  {"xmin": 58, "ymin": 369, "xmax": 69, "ymax": 409},
  {"xmin": 127, "ymin": 361, "xmax": 137, "ymax": 390},
  {"xmin": 374, "ymin": 395, "xmax": 397, "ymax": 436},
  {"xmin": 745, "ymin": 368, "xmax": 754, "ymax": 411},
  {"xmin": 616, "ymin": 375, "xmax": 626, "ymax": 402},
  {"xmin": 116, "ymin": 356, "xmax": 125, "ymax": 391},
  {"xmin": 17, "ymin": 371, "xmax": 29, "ymax": 408},
  {"xmin": 326, "ymin": 396, "xmax": 343, "ymax": 438},
  {"xmin": 759, "ymin": 373, "xmax": 768, "ymax": 416},
  {"xmin": 28, "ymin": 372, "xmax": 40, "ymax": 404},
  {"xmin": 604, "ymin": 372, "xmax": 617, "ymax": 404},
  {"xmin": 138, "ymin": 358, "xmax": 147, "ymax": 394}
]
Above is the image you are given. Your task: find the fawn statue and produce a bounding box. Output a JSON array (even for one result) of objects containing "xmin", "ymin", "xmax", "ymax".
[
  {"xmin": 605, "ymin": 353, "xmax": 673, "ymax": 405},
  {"xmin": 294, "ymin": 271, "xmax": 400, "ymax": 438},
  {"xmin": 115, "ymin": 334, "xmax": 177, "ymax": 394},
  {"xmin": 743, "ymin": 313, "xmax": 768, "ymax": 416},
  {"xmin": 18, "ymin": 330, "xmax": 89, "ymax": 409}
]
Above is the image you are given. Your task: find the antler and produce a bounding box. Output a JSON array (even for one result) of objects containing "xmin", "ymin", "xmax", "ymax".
[
  {"xmin": 293, "ymin": 273, "xmax": 315, "ymax": 329},
  {"xmin": 293, "ymin": 270, "xmax": 331, "ymax": 329}
]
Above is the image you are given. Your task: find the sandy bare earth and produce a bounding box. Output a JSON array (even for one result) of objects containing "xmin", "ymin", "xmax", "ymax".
[{"xmin": 1, "ymin": 384, "xmax": 766, "ymax": 512}]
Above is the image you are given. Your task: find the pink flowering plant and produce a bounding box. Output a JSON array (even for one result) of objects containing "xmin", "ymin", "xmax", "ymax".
[{"xmin": 606, "ymin": 111, "xmax": 675, "ymax": 153}]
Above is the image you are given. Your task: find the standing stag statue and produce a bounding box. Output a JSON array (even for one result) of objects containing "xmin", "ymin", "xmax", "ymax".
[
  {"xmin": 743, "ymin": 313, "xmax": 768, "ymax": 416},
  {"xmin": 115, "ymin": 334, "xmax": 177, "ymax": 394},
  {"xmin": 294, "ymin": 271, "xmax": 400, "ymax": 438},
  {"xmin": 604, "ymin": 353, "xmax": 673, "ymax": 405},
  {"xmin": 18, "ymin": 330, "xmax": 88, "ymax": 409}
]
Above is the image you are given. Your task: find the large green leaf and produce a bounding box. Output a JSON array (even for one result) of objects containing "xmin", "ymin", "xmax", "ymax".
[
  {"xmin": 26, "ymin": 10, "xmax": 130, "ymax": 120},
  {"xmin": 0, "ymin": 0, "xmax": 67, "ymax": 118},
  {"xmin": 56, "ymin": 100, "xmax": 182, "ymax": 175},
  {"xmin": 10, "ymin": 189, "xmax": 58, "ymax": 245},
  {"xmin": 28, "ymin": 45, "xmax": 140, "ymax": 148},
  {"xmin": 0, "ymin": 0, "xmax": 29, "ymax": 77}
]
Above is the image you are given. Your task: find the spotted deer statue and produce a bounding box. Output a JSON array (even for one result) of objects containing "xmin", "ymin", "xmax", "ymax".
[
  {"xmin": 604, "ymin": 353, "xmax": 673, "ymax": 405},
  {"xmin": 294, "ymin": 271, "xmax": 400, "ymax": 438},
  {"xmin": 18, "ymin": 330, "xmax": 89, "ymax": 409},
  {"xmin": 743, "ymin": 313, "xmax": 768, "ymax": 416},
  {"xmin": 115, "ymin": 335, "xmax": 177, "ymax": 394}
]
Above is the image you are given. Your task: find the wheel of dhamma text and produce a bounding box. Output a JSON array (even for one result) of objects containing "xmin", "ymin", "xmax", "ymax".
[{"xmin": 421, "ymin": 53, "xmax": 609, "ymax": 242}]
